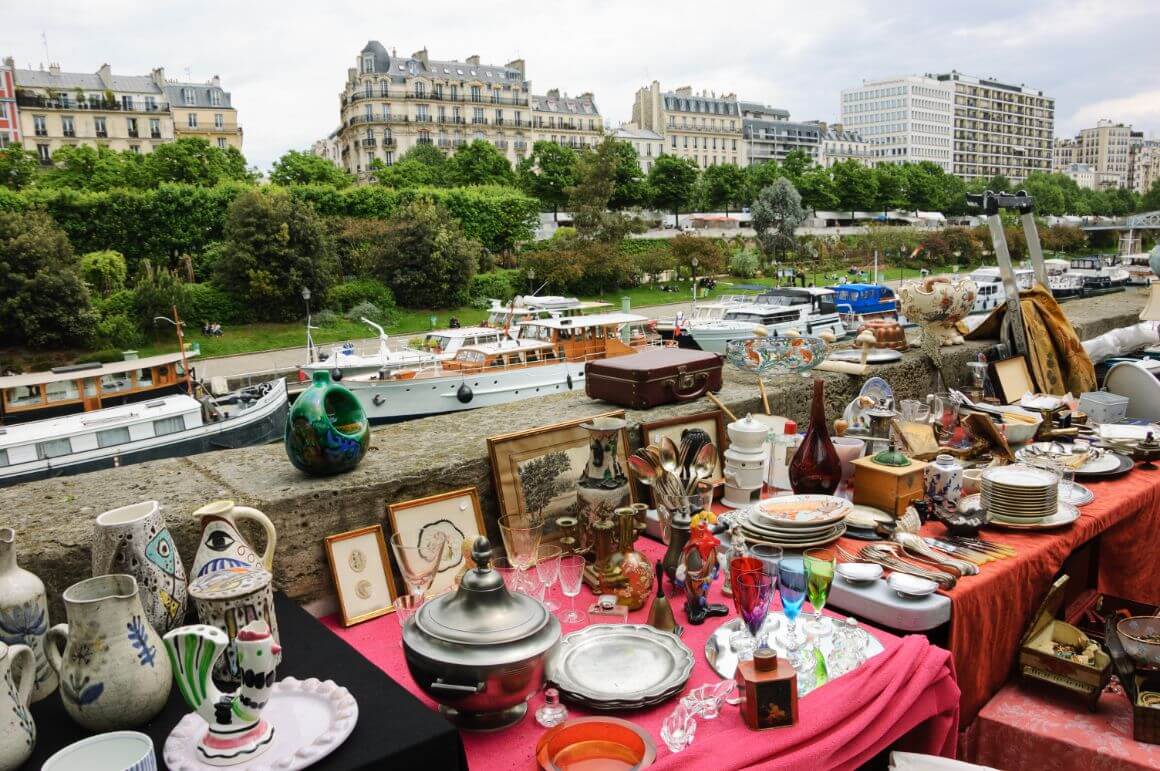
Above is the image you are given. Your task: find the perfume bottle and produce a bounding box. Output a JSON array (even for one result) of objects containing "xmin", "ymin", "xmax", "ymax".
[
  {"xmin": 734, "ymin": 648, "xmax": 798, "ymax": 730},
  {"xmin": 535, "ymin": 688, "xmax": 568, "ymax": 728}
]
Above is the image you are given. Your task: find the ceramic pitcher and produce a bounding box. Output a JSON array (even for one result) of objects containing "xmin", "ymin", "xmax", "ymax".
[
  {"xmin": 92, "ymin": 501, "xmax": 188, "ymax": 635},
  {"xmin": 190, "ymin": 500, "xmax": 277, "ymax": 580},
  {"xmin": 0, "ymin": 527, "xmax": 56, "ymax": 702},
  {"xmin": 46, "ymin": 574, "xmax": 172, "ymax": 731},
  {"xmin": 0, "ymin": 641, "xmax": 35, "ymax": 771}
]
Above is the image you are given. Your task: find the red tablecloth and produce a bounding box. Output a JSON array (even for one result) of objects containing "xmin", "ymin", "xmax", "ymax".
[
  {"xmin": 323, "ymin": 539, "xmax": 960, "ymax": 770},
  {"xmin": 961, "ymin": 682, "xmax": 1160, "ymax": 770},
  {"xmin": 866, "ymin": 468, "xmax": 1160, "ymax": 725}
]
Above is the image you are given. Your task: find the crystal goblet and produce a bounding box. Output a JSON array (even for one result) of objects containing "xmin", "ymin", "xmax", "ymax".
[
  {"xmin": 735, "ymin": 571, "xmax": 774, "ymax": 649},
  {"xmin": 533, "ymin": 544, "xmax": 562, "ymax": 612},
  {"xmin": 804, "ymin": 547, "xmax": 837, "ymax": 637},
  {"xmin": 390, "ymin": 530, "xmax": 448, "ymax": 602},
  {"xmin": 777, "ymin": 557, "xmax": 807, "ymax": 649}
]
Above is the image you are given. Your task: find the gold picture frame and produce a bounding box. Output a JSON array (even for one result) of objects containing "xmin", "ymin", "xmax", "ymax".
[
  {"xmin": 386, "ymin": 487, "xmax": 486, "ymax": 597},
  {"xmin": 487, "ymin": 410, "xmax": 633, "ymax": 542},
  {"xmin": 324, "ymin": 524, "xmax": 398, "ymax": 626},
  {"xmin": 638, "ymin": 410, "xmax": 729, "ymax": 503}
]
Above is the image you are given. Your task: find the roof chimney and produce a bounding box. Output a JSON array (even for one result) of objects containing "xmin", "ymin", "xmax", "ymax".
[
  {"xmin": 48, "ymin": 63, "xmax": 60, "ymax": 77},
  {"xmin": 210, "ymin": 75, "xmax": 221, "ymax": 88},
  {"xmin": 675, "ymin": 85, "xmax": 692, "ymax": 96},
  {"xmin": 97, "ymin": 63, "xmax": 113, "ymax": 89},
  {"xmin": 505, "ymin": 58, "xmax": 525, "ymax": 76},
  {"xmin": 546, "ymin": 88, "xmax": 560, "ymax": 98},
  {"xmin": 412, "ymin": 48, "xmax": 428, "ymax": 65},
  {"xmin": 580, "ymin": 91, "xmax": 593, "ymax": 101},
  {"xmin": 466, "ymin": 54, "xmax": 480, "ymax": 65},
  {"xmin": 151, "ymin": 67, "xmax": 165, "ymax": 87}
]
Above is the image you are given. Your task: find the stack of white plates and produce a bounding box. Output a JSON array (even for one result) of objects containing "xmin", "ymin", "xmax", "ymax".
[
  {"xmin": 980, "ymin": 465, "xmax": 1058, "ymax": 523},
  {"xmin": 737, "ymin": 495, "xmax": 850, "ymax": 548}
]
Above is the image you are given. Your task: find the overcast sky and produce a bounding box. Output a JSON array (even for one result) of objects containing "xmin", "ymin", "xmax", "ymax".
[{"xmin": 4, "ymin": 0, "xmax": 1158, "ymax": 170}]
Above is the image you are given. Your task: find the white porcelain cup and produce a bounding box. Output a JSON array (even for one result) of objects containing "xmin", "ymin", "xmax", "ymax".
[
  {"xmin": 963, "ymin": 468, "xmax": 984, "ymax": 496},
  {"xmin": 43, "ymin": 731, "xmax": 156, "ymax": 771}
]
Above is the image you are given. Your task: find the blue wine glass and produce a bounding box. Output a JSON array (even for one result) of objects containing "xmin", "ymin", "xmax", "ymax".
[{"xmin": 777, "ymin": 557, "xmax": 807, "ymax": 649}]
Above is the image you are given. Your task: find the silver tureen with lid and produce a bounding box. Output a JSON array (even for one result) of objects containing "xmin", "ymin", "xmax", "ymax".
[{"xmin": 402, "ymin": 536, "xmax": 561, "ymax": 730}]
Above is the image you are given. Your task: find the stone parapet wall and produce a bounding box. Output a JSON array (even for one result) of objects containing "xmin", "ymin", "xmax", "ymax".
[{"xmin": 2, "ymin": 292, "xmax": 1144, "ymax": 619}]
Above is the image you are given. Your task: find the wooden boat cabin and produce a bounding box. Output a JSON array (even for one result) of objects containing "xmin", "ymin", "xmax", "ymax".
[{"xmin": 0, "ymin": 351, "xmax": 194, "ymax": 424}]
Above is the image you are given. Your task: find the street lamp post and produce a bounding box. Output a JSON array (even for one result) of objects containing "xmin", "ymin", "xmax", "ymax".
[
  {"xmin": 527, "ymin": 267, "xmax": 536, "ymax": 296},
  {"xmin": 302, "ymin": 287, "xmax": 314, "ymax": 364},
  {"xmin": 690, "ymin": 256, "xmax": 699, "ymax": 302}
]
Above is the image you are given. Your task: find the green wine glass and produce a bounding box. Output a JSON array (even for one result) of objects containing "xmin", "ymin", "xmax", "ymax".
[{"xmin": 803, "ymin": 547, "xmax": 836, "ymax": 637}]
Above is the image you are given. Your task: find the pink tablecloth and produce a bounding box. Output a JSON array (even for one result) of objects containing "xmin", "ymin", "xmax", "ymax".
[
  {"xmin": 962, "ymin": 682, "xmax": 1160, "ymax": 770},
  {"xmin": 322, "ymin": 539, "xmax": 960, "ymax": 771}
]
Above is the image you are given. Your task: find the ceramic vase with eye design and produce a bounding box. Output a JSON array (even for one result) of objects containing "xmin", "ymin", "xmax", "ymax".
[
  {"xmin": 190, "ymin": 500, "xmax": 277, "ymax": 581},
  {"xmin": 92, "ymin": 502, "xmax": 187, "ymax": 636},
  {"xmin": 187, "ymin": 567, "xmax": 278, "ymax": 688}
]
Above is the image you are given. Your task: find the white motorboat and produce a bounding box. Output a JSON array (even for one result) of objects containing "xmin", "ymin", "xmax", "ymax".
[
  {"xmin": 345, "ymin": 312, "xmax": 652, "ymax": 422},
  {"xmin": 1043, "ymin": 259, "xmax": 1085, "ymax": 299},
  {"xmin": 300, "ymin": 318, "xmax": 438, "ymax": 379},
  {"xmin": 684, "ymin": 288, "xmax": 846, "ymax": 354},
  {"xmin": 1120, "ymin": 253, "xmax": 1154, "ymax": 286},
  {"xmin": 0, "ymin": 378, "xmax": 287, "ymax": 485},
  {"xmin": 1069, "ymin": 255, "xmax": 1129, "ymax": 293},
  {"xmin": 967, "ymin": 267, "xmax": 1035, "ymax": 314},
  {"xmin": 484, "ymin": 295, "xmax": 612, "ymax": 326}
]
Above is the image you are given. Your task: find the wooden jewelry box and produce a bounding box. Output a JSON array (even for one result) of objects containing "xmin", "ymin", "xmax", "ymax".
[
  {"xmin": 1018, "ymin": 575, "xmax": 1112, "ymax": 711},
  {"xmin": 851, "ymin": 455, "xmax": 927, "ymax": 519}
]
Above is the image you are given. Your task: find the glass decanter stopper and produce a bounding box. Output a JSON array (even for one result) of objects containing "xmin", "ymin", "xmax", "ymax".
[{"xmin": 535, "ymin": 687, "xmax": 568, "ymax": 728}]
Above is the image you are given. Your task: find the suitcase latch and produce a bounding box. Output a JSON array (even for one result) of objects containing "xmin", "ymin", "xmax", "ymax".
[{"xmin": 677, "ymin": 366, "xmax": 694, "ymax": 390}]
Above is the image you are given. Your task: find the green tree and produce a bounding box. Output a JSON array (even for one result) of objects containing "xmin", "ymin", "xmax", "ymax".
[
  {"xmin": 569, "ymin": 139, "xmax": 633, "ymax": 243},
  {"xmin": 373, "ymin": 143, "xmax": 452, "ymax": 187},
  {"xmin": 145, "ymin": 138, "xmax": 251, "ymax": 186},
  {"xmin": 796, "ymin": 167, "xmax": 838, "ymax": 213},
  {"xmin": 132, "ymin": 265, "xmax": 190, "ymax": 334},
  {"xmin": 42, "ymin": 145, "xmax": 150, "ymax": 190},
  {"xmin": 608, "ymin": 139, "xmax": 647, "ymax": 210},
  {"xmin": 1142, "ymin": 180, "xmax": 1160, "ymax": 212},
  {"xmin": 518, "ymin": 141, "xmax": 578, "ymax": 222},
  {"xmin": 751, "ymin": 178, "xmax": 805, "ymax": 263},
  {"xmin": 377, "ymin": 199, "xmax": 479, "ymax": 307},
  {"xmin": 213, "ymin": 189, "xmax": 337, "ymax": 321},
  {"xmin": 647, "ymin": 154, "xmax": 699, "ymax": 227},
  {"xmin": 450, "ymin": 140, "xmax": 514, "ymax": 186},
  {"xmin": 0, "ymin": 208, "xmax": 97, "ymax": 347},
  {"xmin": 0, "ymin": 145, "xmax": 39, "ymax": 190},
  {"xmin": 831, "ymin": 160, "xmax": 877, "ymax": 219},
  {"xmin": 744, "ymin": 161, "xmax": 783, "ymax": 205},
  {"xmin": 670, "ymin": 234, "xmax": 725, "ymax": 279},
  {"xmin": 781, "ymin": 149, "xmax": 813, "ymax": 185},
  {"xmin": 872, "ymin": 164, "xmax": 907, "ymax": 215},
  {"xmin": 269, "ymin": 150, "xmax": 353, "ymax": 187},
  {"xmin": 79, "ymin": 249, "xmax": 128, "ymax": 296},
  {"xmin": 984, "ymin": 174, "xmax": 1013, "ymax": 193},
  {"xmin": 701, "ymin": 163, "xmax": 747, "ymax": 215}
]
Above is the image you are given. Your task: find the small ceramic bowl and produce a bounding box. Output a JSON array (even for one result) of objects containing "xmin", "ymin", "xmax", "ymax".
[
  {"xmin": 836, "ymin": 562, "xmax": 884, "ymax": 585},
  {"xmin": 43, "ymin": 731, "xmax": 155, "ymax": 771},
  {"xmin": 962, "ymin": 468, "xmax": 984, "ymax": 496},
  {"xmin": 888, "ymin": 572, "xmax": 939, "ymax": 599}
]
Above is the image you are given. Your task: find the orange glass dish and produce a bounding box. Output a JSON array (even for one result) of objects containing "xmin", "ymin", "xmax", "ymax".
[{"xmin": 536, "ymin": 717, "xmax": 657, "ymax": 770}]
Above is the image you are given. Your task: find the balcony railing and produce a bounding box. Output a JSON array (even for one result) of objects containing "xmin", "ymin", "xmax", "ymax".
[
  {"xmin": 414, "ymin": 115, "xmax": 434, "ymax": 123},
  {"xmin": 438, "ymin": 139, "xmax": 453, "ymax": 148},
  {"xmin": 471, "ymin": 118, "xmax": 488, "ymax": 125},
  {"xmin": 348, "ymin": 89, "xmax": 529, "ymax": 107},
  {"xmin": 361, "ymin": 138, "xmax": 377, "ymax": 148},
  {"xmin": 382, "ymin": 137, "xmax": 397, "ymax": 148},
  {"xmin": 494, "ymin": 140, "xmax": 509, "ymax": 149},
  {"xmin": 16, "ymin": 95, "xmax": 167, "ymax": 113}
]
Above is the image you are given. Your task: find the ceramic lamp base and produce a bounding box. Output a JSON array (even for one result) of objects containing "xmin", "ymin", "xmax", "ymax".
[
  {"xmin": 199, "ymin": 721, "xmax": 275, "ymax": 766},
  {"xmin": 440, "ymin": 701, "xmax": 528, "ymax": 731},
  {"xmin": 721, "ymin": 483, "xmax": 762, "ymax": 509}
]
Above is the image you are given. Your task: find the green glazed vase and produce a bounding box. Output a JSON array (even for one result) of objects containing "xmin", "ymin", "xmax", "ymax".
[{"xmin": 285, "ymin": 370, "xmax": 370, "ymax": 475}]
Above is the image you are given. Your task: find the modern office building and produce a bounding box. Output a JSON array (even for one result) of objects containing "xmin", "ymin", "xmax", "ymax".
[
  {"xmin": 337, "ymin": 42, "xmax": 601, "ymax": 182},
  {"xmin": 630, "ymin": 81, "xmax": 744, "ymax": 168},
  {"xmin": 840, "ymin": 75, "xmax": 954, "ymax": 171},
  {"xmin": 1, "ymin": 57, "xmax": 242, "ymax": 162},
  {"xmin": 612, "ymin": 124, "xmax": 664, "ymax": 173},
  {"xmin": 741, "ymin": 102, "xmax": 820, "ymax": 165}
]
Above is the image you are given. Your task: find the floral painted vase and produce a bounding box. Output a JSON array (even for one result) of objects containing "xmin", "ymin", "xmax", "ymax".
[
  {"xmin": 92, "ymin": 501, "xmax": 188, "ymax": 635},
  {"xmin": 575, "ymin": 417, "xmax": 631, "ymax": 551},
  {"xmin": 0, "ymin": 528, "xmax": 56, "ymax": 702},
  {"xmin": 0, "ymin": 641, "xmax": 35, "ymax": 771},
  {"xmin": 45, "ymin": 574, "xmax": 172, "ymax": 731},
  {"xmin": 164, "ymin": 620, "xmax": 281, "ymax": 765},
  {"xmin": 925, "ymin": 454, "xmax": 964, "ymax": 519},
  {"xmin": 897, "ymin": 277, "xmax": 977, "ymax": 347},
  {"xmin": 190, "ymin": 500, "xmax": 277, "ymax": 580},
  {"xmin": 285, "ymin": 370, "xmax": 370, "ymax": 475}
]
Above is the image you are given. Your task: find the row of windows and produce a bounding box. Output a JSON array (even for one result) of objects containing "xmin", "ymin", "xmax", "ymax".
[
  {"xmin": 0, "ymin": 416, "xmax": 187, "ymax": 467},
  {"xmin": 34, "ymin": 114, "xmax": 163, "ymax": 139},
  {"xmin": 670, "ymin": 135, "xmax": 738, "ymax": 151},
  {"xmin": 185, "ymin": 113, "xmax": 227, "ymax": 130},
  {"xmin": 361, "ymin": 81, "xmax": 522, "ymax": 102},
  {"xmin": 666, "ymin": 115, "xmax": 738, "ymax": 131},
  {"xmin": 33, "ymin": 136, "xmax": 227, "ymax": 162},
  {"xmin": 180, "ymin": 87, "xmax": 223, "ymax": 107}
]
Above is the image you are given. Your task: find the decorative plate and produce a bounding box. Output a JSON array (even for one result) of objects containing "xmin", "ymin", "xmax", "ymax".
[
  {"xmin": 547, "ymin": 625, "xmax": 693, "ymax": 710},
  {"xmin": 738, "ymin": 523, "xmax": 848, "ymax": 549},
  {"xmin": 748, "ymin": 495, "xmax": 851, "ymax": 528},
  {"xmin": 1058, "ymin": 482, "xmax": 1095, "ymax": 507},
  {"xmin": 164, "ymin": 677, "xmax": 358, "ymax": 771},
  {"xmin": 845, "ymin": 505, "xmax": 894, "ymax": 529},
  {"xmin": 739, "ymin": 517, "xmax": 845, "ymax": 541},
  {"xmin": 1074, "ymin": 453, "xmax": 1134, "ymax": 479},
  {"xmin": 858, "ymin": 377, "xmax": 894, "ymax": 406}
]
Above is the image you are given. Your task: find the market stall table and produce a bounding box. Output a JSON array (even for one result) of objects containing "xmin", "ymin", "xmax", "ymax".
[
  {"xmin": 24, "ymin": 593, "xmax": 465, "ymax": 770},
  {"xmin": 324, "ymin": 539, "xmax": 961, "ymax": 770},
  {"xmin": 961, "ymin": 681, "xmax": 1160, "ymax": 770}
]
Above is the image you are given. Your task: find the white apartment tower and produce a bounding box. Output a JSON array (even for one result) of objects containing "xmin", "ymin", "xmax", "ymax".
[{"xmin": 840, "ymin": 75, "xmax": 953, "ymax": 171}]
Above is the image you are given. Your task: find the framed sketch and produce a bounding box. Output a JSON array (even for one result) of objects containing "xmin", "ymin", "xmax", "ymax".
[
  {"xmin": 387, "ymin": 487, "xmax": 486, "ymax": 597},
  {"xmin": 990, "ymin": 356, "xmax": 1035, "ymax": 404},
  {"xmin": 324, "ymin": 525, "xmax": 397, "ymax": 626},
  {"xmin": 487, "ymin": 410, "xmax": 633, "ymax": 544}
]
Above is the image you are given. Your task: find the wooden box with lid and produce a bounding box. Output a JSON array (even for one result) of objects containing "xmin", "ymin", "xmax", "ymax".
[{"xmin": 851, "ymin": 453, "xmax": 928, "ymax": 519}]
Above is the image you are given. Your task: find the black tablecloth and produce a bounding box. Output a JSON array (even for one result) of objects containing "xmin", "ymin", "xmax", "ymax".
[{"xmin": 25, "ymin": 593, "xmax": 466, "ymax": 770}]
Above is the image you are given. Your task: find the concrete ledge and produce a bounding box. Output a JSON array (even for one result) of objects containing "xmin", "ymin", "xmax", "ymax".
[{"xmin": 3, "ymin": 290, "xmax": 1145, "ymax": 619}]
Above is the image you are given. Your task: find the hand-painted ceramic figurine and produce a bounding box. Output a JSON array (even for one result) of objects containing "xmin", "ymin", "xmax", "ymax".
[
  {"xmin": 164, "ymin": 620, "xmax": 281, "ymax": 766},
  {"xmin": 674, "ymin": 521, "xmax": 729, "ymax": 625}
]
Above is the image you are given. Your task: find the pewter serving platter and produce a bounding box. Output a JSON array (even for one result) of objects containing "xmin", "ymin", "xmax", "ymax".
[
  {"xmin": 704, "ymin": 612, "xmax": 885, "ymax": 679},
  {"xmin": 547, "ymin": 624, "xmax": 693, "ymax": 710}
]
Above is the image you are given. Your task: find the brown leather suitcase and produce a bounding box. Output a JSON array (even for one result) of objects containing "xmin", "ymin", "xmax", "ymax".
[{"xmin": 584, "ymin": 348, "xmax": 723, "ymax": 409}]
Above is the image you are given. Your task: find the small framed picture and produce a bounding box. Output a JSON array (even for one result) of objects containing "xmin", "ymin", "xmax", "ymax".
[
  {"xmin": 387, "ymin": 487, "xmax": 486, "ymax": 597},
  {"xmin": 324, "ymin": 525, "xmax": 397, "ymax": 626}
]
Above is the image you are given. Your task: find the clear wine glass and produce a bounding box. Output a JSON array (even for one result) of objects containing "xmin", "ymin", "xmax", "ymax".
[
  {"xmin": 803, "ymin": 547, "xmax": 836, "ymax": 637},
  {"xmin": 491, "ymin": 555, "xmax": 522, "ymax": 593},
  {"xmin": 558, "ymin": 554, "xmax": 586, "ymax": 625},
  {"xmin": 390, "ymin": 531, "xmax": 448, "ymax": 602},
  {"xmin": 498, "ymin": 515, "xmax": 544, "ymax": 593},
  {"xmin": 392, "ymin": 594, "xmax": 421, "ymax": 648},
  {"xmin": 534, "ymin": 544, "xmax": 562, "ymax": 612}
]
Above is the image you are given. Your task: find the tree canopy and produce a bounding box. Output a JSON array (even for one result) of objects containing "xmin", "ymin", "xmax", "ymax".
[
  {"xmin": 449, "ymin": 140, "xmax": 514, "ymax": 186},
  {"xmin": 647, "ymin": 154, "xmax": 699, "ymax": 226},
  {"xmin": 518, "ymin": 141, "xmax": 579, "ymax": 221},
  {"xmin": 751, "ymin": 178, "xmax": 805, "ymax": 261},
  {"xmin": 270, "ymin": 150, "xmax": 354, "ymax": 187}
]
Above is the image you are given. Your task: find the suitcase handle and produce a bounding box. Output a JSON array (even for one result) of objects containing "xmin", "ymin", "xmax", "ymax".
[{"xmin": 667, "ymin": 371, "xmax": 709, "ymax": 400}]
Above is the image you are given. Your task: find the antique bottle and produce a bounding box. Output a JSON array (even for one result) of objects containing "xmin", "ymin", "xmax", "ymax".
[
  {"xmin": 735, "ymin": 648, "xmax": 798, "ymax": 731},
  {"xmin": 0, "ymin": 527, "xmax": 56, "ymax": 702},
  {"xmin": 608, "ymin": 508, "xmax": 653, "ymax": 610},
  {"xmin": 285, "ymin": 369, "xmax": 370, "ymax": 476},
  {"xmin": 164, "ymin": 620, "xmax": 281, "ymax": 765},
  {"xmin": 789, "ymin": 379, "xmax": 842, "ymax": 495}
]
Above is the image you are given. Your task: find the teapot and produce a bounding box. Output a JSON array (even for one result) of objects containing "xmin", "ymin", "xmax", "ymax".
[{"xmin": 190, "ymin": 500, "xmax": 276, "ymax": 580}]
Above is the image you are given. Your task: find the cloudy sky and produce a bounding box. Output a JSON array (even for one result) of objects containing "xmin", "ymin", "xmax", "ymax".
[{"xmin": 4, "ymin": 0, "xmax": 1158, "ymax": 170}]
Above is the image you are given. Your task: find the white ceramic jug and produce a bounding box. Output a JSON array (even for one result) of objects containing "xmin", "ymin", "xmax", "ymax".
[
  {"xmin": 0, "ymin": 641, "xmax": 35, "ymax": 771},
  {"xmin": 190, "ymin": 500, "xmax": 277, "ymax": 580},
  {"xmin": 0, "ymin": 527, "xmax": 56, "ymax": 702}
]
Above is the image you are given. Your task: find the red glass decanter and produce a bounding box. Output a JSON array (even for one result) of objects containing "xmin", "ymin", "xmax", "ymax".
[{"xmin": 788, "ymin": 378, "xmax": 842, "ymax": 495}]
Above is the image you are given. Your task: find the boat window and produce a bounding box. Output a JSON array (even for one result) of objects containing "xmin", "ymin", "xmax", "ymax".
[
  {"xmin": 152, "ymin": 416, "xmax": 186, "ymax": 436},
  {"xmin": 425, "ymin": 335, "xmax": 452, "ymax": 351},
  {"xmin": 96, "ymin": 427, "xmax": 131, "ymax": 448},
  {"xmin": 46, "ymin": 380, "xmax": 79, "ymax": 403},
  {"xmin": 100, "ymin": 373, "xmax": 132, "ymax": 394},
  {"xmin": 135, "ymin": 368, "xmax": 154, "ymax": 387},
  {"xmin": 83, "ymin": 378, "xmax": 98, "ymax": 397},
  {"xmin": 173, "ymin": 361, "xmax": 184, "ymax": 377},
  {"xmin": 5, "ymin": 385, "xmax": 42, "ymax": 407},
  {"xmin": 456, "ymin": 350, "xmax": 486, "ymax": 364},
  {"xmin": 35, "ymin": 438, "xmax": 72, "ymax": 459},
  {"xmin": 0, "ymin": 449, "xmax": 7, "ymax": 467}
]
